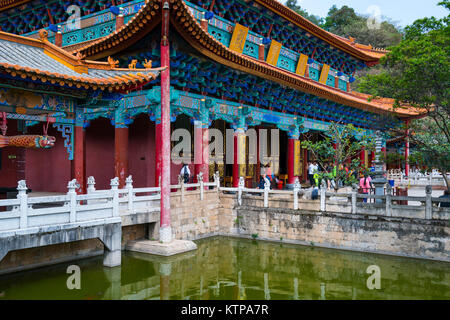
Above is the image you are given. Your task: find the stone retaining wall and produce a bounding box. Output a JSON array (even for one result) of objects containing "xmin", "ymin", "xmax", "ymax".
[{"xmin": 229, "ymin": 195, "xmax": 449, "ymax": 262}]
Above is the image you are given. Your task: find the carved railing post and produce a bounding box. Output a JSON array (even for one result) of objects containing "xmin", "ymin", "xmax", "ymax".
[
  {"xmin": 110, "ymin": 177, "xmax": 119, "ymax": 217},
  {"xmin": 126, "ymin": 175, "xmax": 134, "ymax": 213},
  {"xmin": 213, "ymin": 171, "xmax": 220, "ymax": 191},
  {"xmin": 386, "ymin": 184, "xmax": 392, "ymax": 217},
  {"xmin": 293, "ymin": 178, "xmax": 300, "ymax": 210},
  {"xmin": 179, "ymin": 175, "xmax": 185, "ymax": 201},
  {"xmin": 351, "ymin": 186, "xmax": 357, "ymax": 214},
  {"xmin": 198, "ymin": 172, "xmax": 204, "ymax": 201},
  {"xmin": 238, "ymin": 177, "xmax": 245, "ymax": 206},
  {"xmin": 87, "ymin": 176, "xmax": 96, "ymax": 193},
  {"xmin": 264, "ymin": 177, "xmax": 270, "ymax": 208},
  {"xmin": 320, "ymin": 185, "xmax": 326, "ymax": 212},
  {"xmin": 67, "ymin": 179, "xmax": 78, "ymax": 223},
  {"xmin": 425, "ymin": 185, "xmax": 432, "ymax": 220},
  {"xmin": 17, "ymin": 180, "xmax": 28, "ymax": 229}
]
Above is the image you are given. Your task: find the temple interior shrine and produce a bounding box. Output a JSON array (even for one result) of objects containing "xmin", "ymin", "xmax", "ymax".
[{"xmin": 0, "ymin": 0, "xmax": 422, "ymax": 197}]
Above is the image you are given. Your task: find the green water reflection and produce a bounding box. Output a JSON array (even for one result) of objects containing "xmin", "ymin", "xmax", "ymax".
[{"xmin": 0, "ymin": 237, "xmax": 448, "ymax": 300}]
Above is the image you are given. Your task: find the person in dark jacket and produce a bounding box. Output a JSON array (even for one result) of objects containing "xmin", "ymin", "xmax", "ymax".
[{"xmin": 438, "ymin": 190, "xmax": 450, "ymax": 208}]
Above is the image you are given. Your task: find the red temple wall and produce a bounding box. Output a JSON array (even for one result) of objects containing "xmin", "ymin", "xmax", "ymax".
[
  {"xmin": 86, "ymin": 118, "xmax": 115, "ymax": 190},
  {"xmin": 25, "ymin": 125, "xmax": 71, "ymax": 193},
  {"xmin": 128, "ymin": 115, "xmax": 155, "ymax": 188},
  {"xmin": 2, "ymin": 117, "xmax": 198, "ymax": 192}
]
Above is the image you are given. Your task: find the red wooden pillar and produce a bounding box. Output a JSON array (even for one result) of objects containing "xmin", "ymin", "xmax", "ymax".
[
  {"xmin": 155, "ymin": 122, "xmax": 162, "ymax": 187},
  {"xmin": 232, "ymin": 133, "xmax": 239, "ymax": 187},
  {"xmin": 287, "ymin": 138, "xmax": 295, "ymax": 184},
  {"xmin": 256, "ymin": 126, "xmax": 261, "ymax": 180},
  {"xmin": 160, "ymin": 1, "xmax": 172, "ymax": 243},
  {"xmin": 405, "ymin": 119, "xmax": 410, "ymax": 177},
  {"xmin": 194, "ymin": 121, "xmax": 203, "ymax": 182},
  {"xmin": 114, "ymin": 127, "xmax": 128, "ymax": 188},
  {"xmin": 360, "ymin": 147, "xmax": 366, "ymax": 168},
  {"xmin": 201, "ymin": 127, "xmax": 210, "ymax": 182},
  {"xmin": 73, "ymin": 126, "xmax": 86, "ymax": 194},
  {"xmin": 232, "ymin": 129, "xmax": 245, "ymax": 187}
]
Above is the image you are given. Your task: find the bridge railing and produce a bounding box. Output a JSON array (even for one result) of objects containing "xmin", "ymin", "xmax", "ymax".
[
  {"xmin": 388, "ymin": 169, "xmax": 450, "ymax": 186},
  {"xmin": 0, "ymin": 172, "xmax": 222, "ymax": 233},
  {"xmin": 0, "ymin": 180, "xmax": 117, "ymax": 232},
  {"xmin": 226, "ymin": 177, "xmax": 450, "ymax": 220}
]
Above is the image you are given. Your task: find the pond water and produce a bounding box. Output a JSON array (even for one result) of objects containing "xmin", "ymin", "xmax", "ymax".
[{"xmin": 0, "ymin": 237, "xmax": 448, "ymax": 300}]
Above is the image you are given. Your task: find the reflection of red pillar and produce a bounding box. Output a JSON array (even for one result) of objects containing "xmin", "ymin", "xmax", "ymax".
[
  {"xmin": 114, "ymin": 127, "xmax": 128, "ymax": 189},
  {"xmin": 233, "ymin": 133, "xmax": 239, "ymax": 187},
  {"xmin": 160, "ymin": 275, "xmax": 170, "ymax": 300},
  {"xmin": 155, "ymin": 122, "xmax": 162, "ymax": 187},
  {"xmin": 405, "ymin": 120, "xmax": 410, "ymax": 176},
  {"xmin": 73, "ymin": 126, "xmax": 86, "ymax": 194},
  {"xmin": 160, "ymin": 1, "xmax": 171, "ymax": 243},
  {"xmin": 288, "ymin": 138, "xmax": 295, "ymax": 184}
]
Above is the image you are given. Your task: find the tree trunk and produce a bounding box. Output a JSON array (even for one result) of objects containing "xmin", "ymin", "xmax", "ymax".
[{"xmin": 439, "ymin": 165, "xmax": 450, "ymax": 192}]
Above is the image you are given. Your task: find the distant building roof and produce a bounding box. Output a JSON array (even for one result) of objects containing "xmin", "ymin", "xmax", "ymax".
[{"xmin": 0, "ymin": 30, "xmax": 162, "ymax": 92}]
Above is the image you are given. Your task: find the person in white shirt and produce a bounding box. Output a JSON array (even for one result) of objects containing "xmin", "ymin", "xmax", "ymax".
[{"xmin": 308, "ymin": 162, "xmax": 315, "ymax": 186}]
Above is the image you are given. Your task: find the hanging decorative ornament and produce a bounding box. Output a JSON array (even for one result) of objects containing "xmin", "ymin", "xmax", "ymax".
[{"xmin": 0, "ymin": 112, "xmax": 7, "ymax": 136}]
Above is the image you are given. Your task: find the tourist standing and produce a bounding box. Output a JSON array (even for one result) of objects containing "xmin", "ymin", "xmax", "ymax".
[
  {"xmin": 359, "ymin": 173, "xmax": 373, "ymax": 203},
  {"xmin": 308, "ymin": 162, "xmax": 315, "ymax": 186},
  {"xmin": 180, "ymin": 163, "xmax": 191, "ymax": 183}
]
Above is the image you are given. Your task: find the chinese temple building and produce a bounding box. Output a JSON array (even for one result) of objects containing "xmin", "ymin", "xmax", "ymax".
[{"xmin": 1, "ymin": 0, "xmax": 423, "ymax": 197}]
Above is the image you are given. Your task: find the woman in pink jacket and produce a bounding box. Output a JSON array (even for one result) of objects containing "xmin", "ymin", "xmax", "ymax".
[{"xmin": 359, "ymin": 173, "xmax": 373, "ymax": 203}]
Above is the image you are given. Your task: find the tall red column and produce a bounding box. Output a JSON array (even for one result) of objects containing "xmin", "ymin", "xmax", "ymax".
[
  {"xmin": 155, "ymin": 122, "xmax": 162, "ymax": 187},
  {"xmin": 114, "ymin": 127, "xmax": 128, "ymax": 188},
  {"xmin": 287, "ymin": 138, "xmax": 295, "ymax": 184},
  {"xmin": 233, "ymin": 133, "xmax": 239, "ymax": 187},
  {"xmin": 405, "ymin": 119, "xmax": 410, "ymax": 177},
  {"xmin": 201, "ymin": 127, "xmax": 209, "ymax": 182},
  {"xmin": 194, "ymin": 122, "xmax": 203, "ymax": 182},
  {"xmin": 73, "ymin": 126, "xmax": 86, "ymax": 194},
  {"xmin": 256, "ymin": 127, "xmax": 261, "ymax": 181},
  {"xmin": 360, "ymin": 147, "xmax": 366, "ymax": 168},
  {"xmin": 160, "ymin": 1, "xmax": 172, "ymax": 243}
]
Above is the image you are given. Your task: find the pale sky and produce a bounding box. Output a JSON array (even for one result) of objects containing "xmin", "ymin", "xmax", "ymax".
[{"xmin": 294, "ymin": 0, "xmax": 448, "ymax": 27}]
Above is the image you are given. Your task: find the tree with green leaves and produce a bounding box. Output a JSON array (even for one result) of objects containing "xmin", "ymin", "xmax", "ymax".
[
  {"xmin": 322, "ymin": 5, "xmax": 402, "ymax": 49},
  {"xmin": 284, "ymin": 0, "xmax": 324, "ymax": 27},
  {"xmin": 358, "ymin": 1, "xmax": 450, "ymax": 190},
  {"xmin": 301, "ymin": 122, "xmax": 375, "ymax": 191}
]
